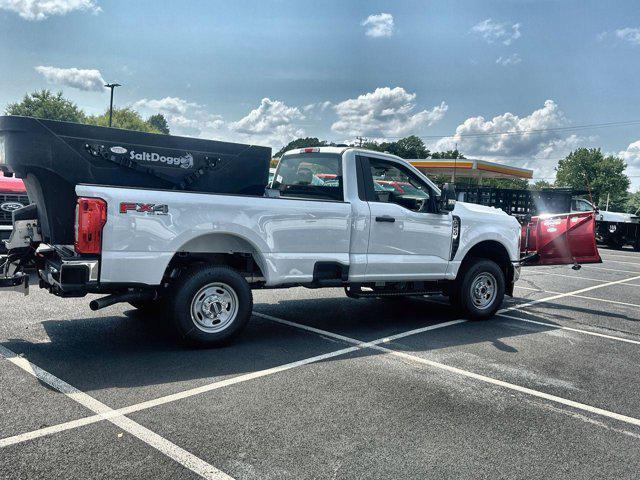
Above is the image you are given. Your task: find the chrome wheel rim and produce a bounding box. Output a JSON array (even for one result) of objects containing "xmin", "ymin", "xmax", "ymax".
[
  {"xmin": 190, "ymin": 282, "xmax": 239, "ymax": 333},
  {"xmin": 470, "ymin": 272, "xmax": 497, "ymax": 310}
]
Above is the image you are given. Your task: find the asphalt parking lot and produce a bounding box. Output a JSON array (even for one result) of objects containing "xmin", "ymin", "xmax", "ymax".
[{"xmin": 1, "ymin": 247, "xmax": 640, "ymax": 479}]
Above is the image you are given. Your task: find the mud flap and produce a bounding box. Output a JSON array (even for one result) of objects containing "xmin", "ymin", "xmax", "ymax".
[{"xmin": 520, "ymin": 212, "xmax": 602, "ymax": 267}]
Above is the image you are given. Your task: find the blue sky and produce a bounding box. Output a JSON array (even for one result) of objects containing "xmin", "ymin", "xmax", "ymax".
[{"xmin": 1, "ymin": 0, "xmax": 639, "ymax": 187}]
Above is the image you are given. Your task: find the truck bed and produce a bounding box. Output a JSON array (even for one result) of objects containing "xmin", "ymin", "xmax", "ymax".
[{"xmin": 76, "ymin": 184, "xmax": 353, "ymax": 287}]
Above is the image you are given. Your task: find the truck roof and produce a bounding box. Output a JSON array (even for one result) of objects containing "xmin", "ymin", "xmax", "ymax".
[{"xmin": 281, "ymin": 146, "xmax": 406, "ymax": 161}]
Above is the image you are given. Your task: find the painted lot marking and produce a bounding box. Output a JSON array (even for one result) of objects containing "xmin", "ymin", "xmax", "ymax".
[
  {"xmin": 587, "ymin": 266, "xmax": 640, "ymax": 275},
  {"xmin": 501, "ymin": 274, "xmax": 640, "ymax": 313},
  {"xmin": 0, "ymin": 345, "xmax": 233, "ymax": 480},
  {"xmin": 600, "ymin": 252, "xmax": 640, "ymax": 260},
  {"xmin": 496, "ymin": 313, "xmax": 640, "ymax": 346},
  {"xmin": 514, "ymin": 285, "xmax": 640, "ymax": 309},
  {"xmin": 258, "ymin": 314, "xmax": 640, "ymax": 429},
  {"xmin": 0, "ymin": 320, "xmax": 465, "ymax": 449},
  {"xmin": 523, "ymin": 271, "xmax": 640, "ymax": 285},
  {"xmin": 602, "ymin": 259, "xmax": 640, "ymax": 267}
]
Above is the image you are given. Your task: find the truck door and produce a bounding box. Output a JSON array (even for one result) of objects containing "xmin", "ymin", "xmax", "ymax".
[
  {"xmin": 358, "ymin": 156, "xmax": 452, "ymax": 281},
  {"xmin": 521, "ymin": 212, "xmax": 602, "ymax": 266}
]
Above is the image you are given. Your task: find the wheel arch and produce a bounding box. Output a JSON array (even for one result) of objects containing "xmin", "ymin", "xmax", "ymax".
[
  {"xmin": 458, "ymin": 240, "xmax": 515, "ymax": 295},
  {"xmin": 163, "ymin": 232, "xmax": 268, "ymax": 284}
]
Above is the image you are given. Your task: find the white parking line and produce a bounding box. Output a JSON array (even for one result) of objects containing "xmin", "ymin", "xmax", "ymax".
[
  {"xmin": 602, "ymin": 259, "xmax": 640, "ymax": 266},
  {"xmin": 514, "ymin": 285, "xmax": 640, "ymax": 308},
  {"xmin": 587, "ymin": 266, "xmax": 640, "ymax": 275},
  {"xmin": 496, "ymin": 313, "xmax": 640, "ymax": 345},
  {"xmin": 523, "ymin": 271, "xmax": 607, "ymax": 282},
  {"xmin": 501, "ymin": 274, "xmax": 640, "ymax": 313},
  {"xmin": 0, "ymin": 319, "xmax": 464, "ymax": 449},
  {"xmin": 0, "ymin": 345, "xmax": 234, "ymax": 480},
  {"xmin": 599, "ymin": 252, "xmax": 640, "ymax": 260},
  {"xmin": 260, "ymin": 315, "xmax": 640, "ymax": 429}
]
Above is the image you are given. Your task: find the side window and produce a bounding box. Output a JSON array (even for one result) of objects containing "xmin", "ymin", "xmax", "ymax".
[
  {"xmin": 271, "ymin": 155, "xmax": 343, "ymax": 201},
  {"xmin": 368, "ymin": 158, "xmax": 433, "ymax": 212},
  {"xmin": 577, "ymin": 200, "xmax": 593, "ymax": 212}
]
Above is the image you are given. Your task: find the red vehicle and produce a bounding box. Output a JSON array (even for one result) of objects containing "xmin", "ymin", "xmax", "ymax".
[{"xmin": 0, "ymin": 176, "xmax": 29, "ymax": 253}]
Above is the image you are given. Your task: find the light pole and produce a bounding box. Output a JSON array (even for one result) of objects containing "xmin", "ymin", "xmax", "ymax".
[{"xmin": 104, "ymin": 83, "xmax": 121, "ymax": 127}]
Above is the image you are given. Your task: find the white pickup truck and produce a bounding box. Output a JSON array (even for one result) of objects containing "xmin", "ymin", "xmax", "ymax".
[{"xmin": 0, "ymin": 117, "xmax": 602, "ymax": 346}]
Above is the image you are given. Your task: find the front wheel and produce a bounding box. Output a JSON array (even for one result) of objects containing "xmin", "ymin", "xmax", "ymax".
[
  {"xmin": 454, "ymin": 259, "xmax": 505, "ymax": 320},
  {"xmin": 169, "ymin": 266, "xmax": 253, "ymax": 346}
]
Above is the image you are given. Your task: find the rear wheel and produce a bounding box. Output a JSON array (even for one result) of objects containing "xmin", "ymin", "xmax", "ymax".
[
  {"xmin": 169, "ymin": 266, "xmax": 252, "ymax": 346},
  {"xmin": 454, "ymin": 258, "xmax": 505, "ymax": 320}
]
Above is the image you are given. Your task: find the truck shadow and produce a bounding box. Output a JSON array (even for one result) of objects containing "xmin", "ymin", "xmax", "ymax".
[{"xmin": 0, "ymin": 292, "xmax": 618, "ymax": 395}]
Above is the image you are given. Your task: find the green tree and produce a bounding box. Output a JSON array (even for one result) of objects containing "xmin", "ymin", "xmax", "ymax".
[
  {"xmin": 626, "ymin": 190, "xmax": 640, "ymax": 214},
  {"xmin": 431, "ymin": 149, "xmax": 465, "ymax": 159},
  {"xmin": 86, "ymin": 107, "xmax": 162, "ymax": 134},
  {"xmin": 478, "ymin": 178, "xmax": 529, "ymax": 189},
  {"xmin": 5, "ymin": 89, "xmax": 86, "ymax": 123},
  {"xmin": 360, "ymin": 136, "xmax": 430, "ymax": 159},
  {"xmin": 531, "ymin": 179, "xmax": 554, "ymax": 189},
  {"xmin": 274, "ymin": 137, "xmax": 327, "ymax": 157},
  {"xmin": 388, "ymin": 135, "xmax": 429, "ymax": 159},
  {"xmin": 555, "ymin": 148, "xmax": 630, "ymax": 210},
  {"xmin": 147, "ymin": 113, "xmax": 170, "ymax": 134}
]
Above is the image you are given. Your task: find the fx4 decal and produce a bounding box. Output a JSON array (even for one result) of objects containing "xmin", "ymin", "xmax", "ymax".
[{"xmin": 119, "ymin": 203, "xmax": 169, "ymax": 215}]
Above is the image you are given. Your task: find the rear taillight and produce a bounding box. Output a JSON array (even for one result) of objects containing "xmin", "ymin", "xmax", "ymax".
[{"xmin": 74, "ymin": 197, "xmax": 107, "ymax": 254}]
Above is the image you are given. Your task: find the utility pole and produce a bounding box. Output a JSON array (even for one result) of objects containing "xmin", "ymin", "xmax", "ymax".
[{"xmin": 104, "ymin": 83, "xmax": 121, "ymax": 127}]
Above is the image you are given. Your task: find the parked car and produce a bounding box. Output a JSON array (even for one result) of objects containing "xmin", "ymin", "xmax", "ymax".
[
  {"xmin": 571, "ymin": 198, "xmax": 639, "ymax": 250},
  {"xmin": 0, "ymin": 116, "xmax": 601, "ymax": 346},
  {"xmin": 0, "ymin": 176, "xmax": 29, "ymax": 254}
]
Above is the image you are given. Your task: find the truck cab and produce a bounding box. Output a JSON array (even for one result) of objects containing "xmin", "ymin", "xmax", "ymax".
[{"xmin": 570, "ymin": 197, "xmax": 639, "ymax": 250}]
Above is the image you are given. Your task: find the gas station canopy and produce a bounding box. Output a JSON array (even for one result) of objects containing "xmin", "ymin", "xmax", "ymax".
[{"xmin": 409, "ymin": 158, "xmax": 533, "ymax": 182}]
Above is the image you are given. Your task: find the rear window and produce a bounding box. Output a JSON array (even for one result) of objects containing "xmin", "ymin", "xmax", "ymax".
[{"xmin": 272, "ymin": 154, "xmax": 343, "ymax": 201}]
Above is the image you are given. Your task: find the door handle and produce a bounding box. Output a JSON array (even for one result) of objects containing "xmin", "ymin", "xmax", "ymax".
[{"xmin": 375, "ymin": 216, "xmax": 395, "ymax": 223}]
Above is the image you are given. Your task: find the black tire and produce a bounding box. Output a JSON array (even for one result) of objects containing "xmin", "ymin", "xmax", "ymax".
[
  {"xmin": 168, "ymin": 265, "xmax": 252, "ymax": 346},
  {"xmin": 455, "ymin": 258, "xmax": 505, "ymax": 320}
]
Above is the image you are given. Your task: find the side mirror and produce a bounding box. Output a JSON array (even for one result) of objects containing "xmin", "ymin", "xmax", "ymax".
[{"xmin": 439, "ymin": 183, "xmax": 457, "ymax": 212}]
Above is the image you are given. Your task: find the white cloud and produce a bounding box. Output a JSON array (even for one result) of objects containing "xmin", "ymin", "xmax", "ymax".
[
  {"xmin": 496, "ymin": 53, "xmax": 522, "ymax": 66},
  {"xmin": 362, "ymin": 13, "xmax": 394, "ymax": 38},
  {"xmin": 597, "ymin": 27, "xmax": 640, "ymax": 46},
  {"xmin": 471, "ymin": 18, "xmax": 521, "ymax": 45},
  {"xmin": 132, "ymin": 96, "xmax": 222, "ymax": 137},
  {"xmin": 435, "ymin": 100, "xmax": 567, "ymax": 157},
  {"xmin": 430, "ymin": 100, "xmax": 604, "ymax": 184},
  {"xmin": 618, "ymin": 140, "xmax": 640, "ymax": 190},
  {"xmin": 615, "ymin": 27, "xmax": 640, "ymax": 45},
  {"xmin": 303, "ymin": 101, "xmax": 332, "ymax": 113},
  {"xmin": 134, "ymin": 97, "xmax": 200, "ymax": 116},
  {"xmin": 35, "ymin": 65, "xmax": 105, "ymax": 91},
  {"xmin": 134, "ymin": 96, "xmax": 306, "ymax": 149},
  {"xmin": 0, "ymin": 0, "xmax": 101, "ymax": 20},
  {"xmin": 229, "ymin": 98, "xmax": 305, "ymax": 146},
  {"xmin": 331, "ymin": 87, "xmax": 447, "ymax": 138}
]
